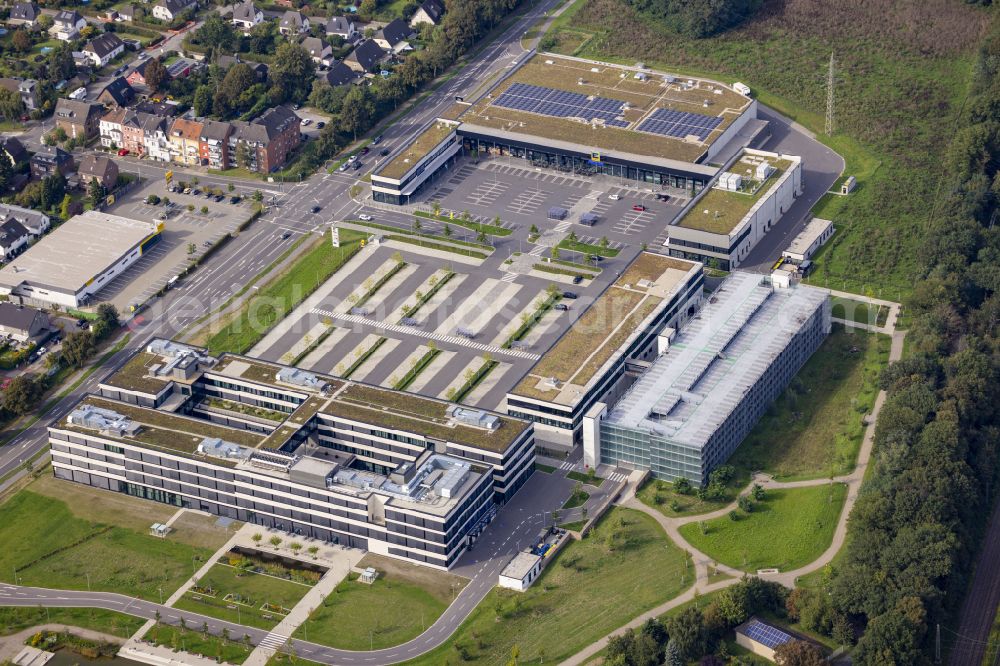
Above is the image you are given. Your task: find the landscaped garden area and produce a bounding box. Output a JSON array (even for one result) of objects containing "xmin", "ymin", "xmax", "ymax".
[
  {"xmin": 294, "ymin": 555, "xmax": 467, "ymax": 651},
  {"xmin": 0, "ymin": 490, "xmax": 214, "ymax": 599},
  {"xmin": 400, "ymin": 507, "xmax": 692, "ymax": 664},
  {"xmin": 172, "ymin": 553, "xmax": 321, "ymax": 630},
  {"xmin": 678, "ymin": 484, "xmax": 847, "ymax": 572},
  {"xmin": 144, "ymin": 622, "xmax": 254, "ymax": 665}
]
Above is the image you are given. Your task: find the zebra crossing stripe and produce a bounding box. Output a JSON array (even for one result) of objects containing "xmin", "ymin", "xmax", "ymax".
[
  {"xmin": 310, "ymin": 309, "xmax": 541, "ymax": 360},
  {"xmin": 260, "ymin": 633, "xmax": 289, "ymax": 649},
  {"xmin": 501, "ymin": 272, "xmax": 518, "ymax": 283}
]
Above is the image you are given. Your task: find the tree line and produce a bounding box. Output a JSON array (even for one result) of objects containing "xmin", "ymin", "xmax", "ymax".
[
  {"xmin": 622, "ymin": 0, "xmax": 760, "ymax": 38},
  {"xmin": 817, "ymin": 22, "xmax": 1000, "ymax": 664}
]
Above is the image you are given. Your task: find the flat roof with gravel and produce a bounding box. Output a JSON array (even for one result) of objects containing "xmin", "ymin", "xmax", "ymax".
[
  {"xmin": 0, "ymin": 211, "xmax": 161, "ymax": 297},
  {"xmin": 513, "ymin": 253, "xmax": 700, "ymax": 407}
]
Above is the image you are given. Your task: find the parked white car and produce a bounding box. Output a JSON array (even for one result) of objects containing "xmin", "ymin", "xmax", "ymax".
[
  {"xmin": 69, "ymin": 87, "xmax": 87, "ymax": 100},
  {"xmin": 358, "ymin": 214, "xmax": 373, "ymax": 221}
]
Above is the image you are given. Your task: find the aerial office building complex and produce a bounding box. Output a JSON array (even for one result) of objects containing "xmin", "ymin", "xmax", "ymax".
[
  {"xmin": 583, "ymin": 273, "xmax": 830, "ymax": 485},
  {"xmin": 49, "ymin": 341, "xmax": 535, "ymax": 570}
]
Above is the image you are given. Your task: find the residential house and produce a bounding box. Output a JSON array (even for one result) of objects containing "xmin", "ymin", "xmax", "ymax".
[
  {"xmin": 344, "ymin": 39, "xmax": 385, "ymax": 73},
  {"xmin": 322, "ymin": 61, "xmax": 355, "ymax": 86},
  {"xmin": 118, "ymin": 5, "xmax": 136, "ymax": 21},
  {"xmin": 168, "ymin": 117, "xmax": 203, "ymax": 165},
  {"xmin": 134, "ymin": 100, "xmax": 182, "ymax": 117},
  {"xmin": 8, "ymin": 2, "xmax": 41, "ymax": 28},
  {"xmin": 0, "ymin": 204, "xmax": 49, "ymax": 238},
  {"xmin": 165, "ymin": 56, "xmax": 202, "ymax": 79},
  {"xmin": 119, "ymin": 109, "xmax": 148, "ymax": 155},
  {"xmin": 96, "ymin": 76, "xmax": 135, "ymax": 107},
  {"xmin": 126, "ymin": 58, "xmax": 154, "ymax": 87},
  {"xmin": 325, "ymin": 16, "xmax": 356, "ymax": 40},
  {"xmin": 152, "ymin": 0, "xmax": 197, "ymax": 22},
  {"xmin": 0, "ymin": 137, "xmax": 28, "ymax": 167},
  {"xmin": 409, "ymin": 0, "xmax": 443, "ymax": 27},
  {"xmin": 373, "ymin": 18, "xmax": 413, "ymax": 53},
  {"xmin": 300, "ymin": 36, "xmax": 333, "ymax": 66},
  {"xmin": 218, "ymin": 55, "xmax": 268, "ymax": 82},
  {"xmin": 99, "ymin": 106, "xmax": 128, "ymax": 150},
  {"xmin": 30, "ymin": 146, "xmax": 74, "ymax": 179},
  {"xmin": 0, "ymin": 77, "xmax": 38, "ymax": 110},
  {"xmin": 0, "ymin": 218, "xmax": 30, "ymax": 260},
  {"xmin": 50, "ymin": 10, "xmax": 87, "ymax": 41},
  {"xmin": 199, "ymin": 120, "xmax": 233, "ymax": 169},
  {"xmin": 231, "ymin": 0, "xmax": 263, "ymax": 31},
  {"xmin": 77, "ymin": 154, "xmax": 119, "ymax": 191},
  {"xmin": 278, "ymin": 10, "xmax": 309, "ymax": 35},
  {"xmin": 55, "ymin": 98, "xmax": 103, "ymax": 140},
  {"xmin": 82, "ymin": 32, "xmax": 125, "ymax": 67},
  {"xmin": 141, "ymin": 114, "xmax": 171, "ymax": 161},
  {"xmin": 0, "ymin": 302, "xmax": 50, "ymax": 342},
  {"xmin": 230, "ymin": 105, "xmax": 300, "ymax": 172}
]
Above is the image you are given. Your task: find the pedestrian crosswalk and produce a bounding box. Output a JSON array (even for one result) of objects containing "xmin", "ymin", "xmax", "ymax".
[
  {"xmin": 606, "ymin": 471, "xmax": 630, "ymax": 484},
  {"xmin": 528, "ymin": 245, "xmax": 546, "ymax": 256},
  {"xmin": 310, "ymin": 308, "xmax": 542, "ymax": 360},
  {"xmin": 558, "ymin": 460, "xmax": 575, "ymax": 471},
  {"xmin": 500, "ymin": 272, "xmax": 519, "ymax": 283},
  {"xmin": 553, "ymin": 220, "xmax": 573, "ymax": 233},
  {"xmin": 259, "ymin": 632, "xmax": 290, "ymax": 650}
]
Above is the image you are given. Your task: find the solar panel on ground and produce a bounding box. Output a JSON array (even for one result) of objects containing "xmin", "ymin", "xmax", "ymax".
[
  {"xmin": 742, "ymin": 619, "xmax": 793, "ymax": 650},
  {"xmin": 492, "ymin": 83, "xmax": 627, "ymax": 125},
  {"xmin": 636, "ymin": 108, "xmax": 723, "ymax": 141}
]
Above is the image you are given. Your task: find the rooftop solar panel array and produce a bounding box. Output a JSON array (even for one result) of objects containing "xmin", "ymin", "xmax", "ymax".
[
  {"xmin": 742, "ymin": 619, "xmax": 794, "ymax": 650},
  {"xmin": 637, "ymin": 108, "xmax": 723, "ymax": 141},
  {"xmin": 492, "ymin": 83, "xmax": 627, "ymax": 125}
]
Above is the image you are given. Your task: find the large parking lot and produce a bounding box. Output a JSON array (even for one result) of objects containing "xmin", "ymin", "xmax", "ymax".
[
  {"xmin": 95, "ymin": 175, "xmax": 258, "ymax": 312},
  {"xmin": 247, "ymin": 155, "xmax": 696, "ymax": 410}
]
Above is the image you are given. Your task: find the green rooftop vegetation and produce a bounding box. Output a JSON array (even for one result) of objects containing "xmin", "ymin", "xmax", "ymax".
[
  {"xmin": 327, "ymin": 384, "xmax": 527, "ymax": 452},
  {"xmin": 378, "ymin": 122, "xmax": 457, "ymax": 180},
  {"xmin": 676, "ymin": 159, "xmax": 793, "ymax": 235},
  {"xmin": 101, "ymin": 351, "xmax": 173, "ymax": 394}
]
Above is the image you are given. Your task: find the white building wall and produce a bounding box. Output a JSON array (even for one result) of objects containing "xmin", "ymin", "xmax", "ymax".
[{"xmin": 705, "ymin": 99, "xmax": 758, "ymax": 162}]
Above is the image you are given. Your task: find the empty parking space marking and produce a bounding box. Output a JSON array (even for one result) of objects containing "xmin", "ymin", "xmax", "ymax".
[
  {"xmin": 464, "ymin": 180, "xmax": 510, "ymax": 207},
  {"xmin": 505, "ymin": 188, "xmax": 549, "ymax": 216}
]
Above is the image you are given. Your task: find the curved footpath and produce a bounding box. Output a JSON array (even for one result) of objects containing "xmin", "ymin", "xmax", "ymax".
[{"xmin": 561, "ymin": 329, "xmax": 904, "ymax": 665}]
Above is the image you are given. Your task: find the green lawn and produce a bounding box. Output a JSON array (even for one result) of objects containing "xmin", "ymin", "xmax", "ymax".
[
  {"xmin": 557, "ymin": 238, "xmax": 621, "ymax": 258},
  {"xmin": 679, "ymin": 485, "xmax": 847, "ymax": 572},
  {"xmin": 294, "ymin": 571, "xmax": 453, "ymax": 651},
  {"xmin": 546, "ymin": 0, "xmax": 991, "ymax": 300},
  {"xmin": 830, "ymin": 296, "xmax": 889, "ymax": 327},
  {"xmin": 0, "ymin": 607, "xmax": 145, "ymax": 639},
  {"xmin": 727, "ymin": 326, "xmax": 889, "ymax": 481},
  {"xmin": 982, "ymin": 604, "xmax": 1000, "ymax": 666},
  {"xmin": 566, "ymin": 470, "xmax": 604, "ymax": 487},
  {"xmin": 0, "ymin": 491, "xmax": 212, "ymax": 599},
  {"xmin": 205, "ymin": 228, "xmax": 365, "ymax": 355},
  {"xmin": 535, "ymin": 463, "xmax": 558, "ymax": 474},
  {"xmin": 562, "ymin": 488, "xmax": 590, "ymax": 510},
  {"xmin": 144, "ymin": 623, "xmax": 254, "ymax": 664},
  {"xmin": 400, "ymin": 507, "xmax": 692, "ymax": 664},
  {"xmin": 637, "ymin": 476, "xmax": 742, "ymax": 517},
  {"xmin": 172, "ymin": 564, "xmax": 312, "ymax": 630}
]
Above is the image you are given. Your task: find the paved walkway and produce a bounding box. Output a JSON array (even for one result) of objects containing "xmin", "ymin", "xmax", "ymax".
[{"xmin": 562, "ymin": 327, "xmax": 906, "ymax": 665}]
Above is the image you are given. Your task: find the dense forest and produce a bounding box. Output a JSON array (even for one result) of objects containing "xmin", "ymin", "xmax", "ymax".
[{"xmin": 825, "ymin": 23, "xmax": 1000, "ymax": 664}]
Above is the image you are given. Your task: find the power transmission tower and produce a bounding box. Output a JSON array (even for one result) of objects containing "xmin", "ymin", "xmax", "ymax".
[{"xmin": 825, "ymin": 52, "xmax": 835, "ymax": 135}]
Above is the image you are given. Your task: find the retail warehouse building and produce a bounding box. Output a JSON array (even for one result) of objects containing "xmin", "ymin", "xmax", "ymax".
[
  {"xmin": 0, "ymin": 211, "xmax": 162, "ymax": 308},
  {"xmin": 49, "ymin": 341, "xmax": 535, "ymax": 570},
  {"xmin": 372, "ymin": 53, "xmax": 761, "ymax": 205},
  {"xmin": 582, "ymin": 272, "xmax": 830, "ymax": 485}
]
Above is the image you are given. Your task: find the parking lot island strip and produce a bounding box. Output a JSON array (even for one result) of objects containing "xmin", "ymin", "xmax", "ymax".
[
  {"xmin": 372, "ymin": 53, "xmax": 759, "ymax": 205},
  {"xmin": 48, "ymin": 338, "xmax": 537, "ymax": 571},
  {"xmin": 507, "ymin": 252, "xmax": 703, "ymax": 453}
]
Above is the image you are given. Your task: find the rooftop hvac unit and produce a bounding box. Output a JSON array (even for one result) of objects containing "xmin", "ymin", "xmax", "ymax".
[{"xmin": 755, "ymin": 162, "xmax": 774, "ymax": 180}]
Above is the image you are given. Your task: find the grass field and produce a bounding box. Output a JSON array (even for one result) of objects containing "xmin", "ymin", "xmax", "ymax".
[
  {"xmin": 173, "ymin": 564, "xmax": 313, "ymax": 630},
  {"xmin": 0, "ymin": 490, "xmax": 213, "ymax": 599},
  {"xmin": 0, "ymin": 607, "xmax": 145, "ymax": 639},
  {"xmin": 981, "ymin": 605, "xmax": 1000, "ymax": 666},
  {"xmin": 400, "ymin": 507, "xmax": 692, "ymax": 664},
  {"xmin": 545, "ymin": 0, "xmax": 993, "ymax": 299},
  {"xmin": 637, "ymin": 476, "xmax": 741, "ymax": 517},
  {"xmin": 679, "ymin": 485, "xmax": 847, "ymax": 572},
  {"xmin": 204, "ymin": 228, "xmax": 365, "ymax": 355},
  {"xmin": 831, "ymin": 296, "xmax": 889, "ymax": 327},
  {"xmin": 294, "ymin": 555, "xmax": 466, "ymax": 650},
  {"xmin": 144, "ymin": 623, "xmax": 254, "ymax": 664},
  {"xmin": 726, "ymin": 326, "xmax": 889, "ymax": 481}
]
